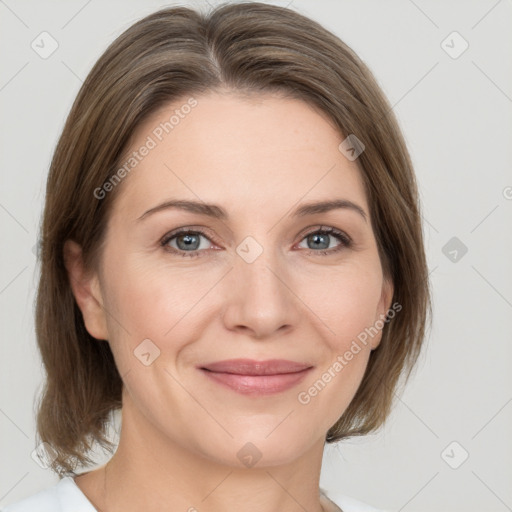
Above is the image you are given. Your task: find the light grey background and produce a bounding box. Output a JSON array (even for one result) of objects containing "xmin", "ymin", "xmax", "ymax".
[{"xmin": 1, "ymin": 1, "xmax": 511, "ymax": 511}]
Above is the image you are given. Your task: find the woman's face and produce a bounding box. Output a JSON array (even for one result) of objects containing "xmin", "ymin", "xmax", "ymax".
[{"xmin": 73, "ymin": 91, "xmax": 393, "ymax": 468}]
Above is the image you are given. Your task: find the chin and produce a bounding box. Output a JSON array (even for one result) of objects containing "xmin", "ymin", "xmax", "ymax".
[{"xmin": 184, "ymin": 424, "xmax": 320, "ymax": 470}]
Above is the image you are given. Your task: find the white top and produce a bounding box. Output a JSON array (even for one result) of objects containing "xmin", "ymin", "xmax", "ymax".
[{"xmin": 0, "ymin": 477, "xmax": 388, "ymax": 512}]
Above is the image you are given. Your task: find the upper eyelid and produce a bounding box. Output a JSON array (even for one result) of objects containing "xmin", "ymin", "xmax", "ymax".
[{"xmin": 161, "ymin": 226, "xmax": 350, "ymax": 247}]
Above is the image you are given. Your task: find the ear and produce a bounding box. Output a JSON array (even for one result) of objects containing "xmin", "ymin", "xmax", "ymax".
[
  {"xmin": 371, "ymin": 276, "xmax": 394, "ymax": 350},
  {"xmin": 63, "ymin": 240, "xmax": 109, "ymax": 341}
]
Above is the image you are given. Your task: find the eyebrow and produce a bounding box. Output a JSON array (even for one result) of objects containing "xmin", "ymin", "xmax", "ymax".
[{"xmin": 137, "ymin": 198, "xmax": 368, "ymax": 223}]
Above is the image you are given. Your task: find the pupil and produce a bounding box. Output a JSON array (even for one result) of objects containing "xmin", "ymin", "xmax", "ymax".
[
  {"xmin": 178, "ymin": 234, "xmax": 199, "ymax": 250},
  {"xmin": 310, "ymin": 233, "xmax": 328, "ymax": 250}
]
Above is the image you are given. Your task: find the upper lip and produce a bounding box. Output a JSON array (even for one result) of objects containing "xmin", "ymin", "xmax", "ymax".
[{"xmin": 199, "ymin": 359, "xmax": 313, "ymax": 375}]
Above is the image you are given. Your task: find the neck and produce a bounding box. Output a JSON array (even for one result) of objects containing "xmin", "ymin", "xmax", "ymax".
[{"xmin": 88, "ymin": 396, "xmax": 327, "ymax": 512}]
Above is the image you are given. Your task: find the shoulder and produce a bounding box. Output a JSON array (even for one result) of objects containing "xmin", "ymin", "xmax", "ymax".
[
  {"xmin": 323, "ymin": 488, "xmax": 389, "ymax": 512},
  {"xmin": 0, "ymin": 476, "xmax": 96, "ymax": 512}
]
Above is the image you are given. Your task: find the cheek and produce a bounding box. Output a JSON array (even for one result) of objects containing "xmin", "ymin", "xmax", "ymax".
[
  {"xmin": 294, "ymin": 268, "xmax": 382, "ymax": 422},
  {"xmin": 102, "ymin": 245, "xmax": 384, "ymax": 377},
  {"xmin": 292, "ymin": 265, "xmax": 382, "ymax": 421},
  {"xmin": 301, "ymin": 261, "xmax": 384, "ymax": 345},
  {"xmin": 296, "ymin": 347, "xmax": 371, "ymax": 437},
  {"xmin": 100, "ymin": 250, "xmax": 226, "ymax": 372},
  {"xmin": 97, "ymin": 246, "xmax": 383, "ymax": 450}
]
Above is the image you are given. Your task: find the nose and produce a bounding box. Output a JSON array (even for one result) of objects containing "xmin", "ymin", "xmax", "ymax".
[{"xmin": 221, "ymin": 244, "xmax": 302, "ymax": 340}]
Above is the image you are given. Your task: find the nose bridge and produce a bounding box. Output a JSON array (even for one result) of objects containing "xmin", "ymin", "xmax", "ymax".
[
  {"xmin": 235, "ymin": 233, "xmax": 286, "ymax": 299},
  {"xmin": 221, "ymin": 233, "xmax": 299, "ymax": 336}
]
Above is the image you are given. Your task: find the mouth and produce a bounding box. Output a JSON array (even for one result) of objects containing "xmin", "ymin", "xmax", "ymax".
[{"xmin": 198, "ymin": 359, "xmax": 314, "ymax": 395}]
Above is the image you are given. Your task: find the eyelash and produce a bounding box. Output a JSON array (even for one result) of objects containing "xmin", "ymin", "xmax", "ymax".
[{"xmin": 160, "ymin": 226, "xmax": 352, "ymax": 258}]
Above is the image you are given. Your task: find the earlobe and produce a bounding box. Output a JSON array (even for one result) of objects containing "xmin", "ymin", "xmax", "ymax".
[
  {"xmin": 371, "ymin": 277, "xmax": 395, "ymax": 350},
  {"xmin": 63, "ymin": 240, "xmax": 109, "ymax": 341}
]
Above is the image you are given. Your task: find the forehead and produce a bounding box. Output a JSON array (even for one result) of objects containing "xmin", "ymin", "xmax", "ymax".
[{"xmin": 113, "ymin": 91, "xmax": 368, "ymax": 220}]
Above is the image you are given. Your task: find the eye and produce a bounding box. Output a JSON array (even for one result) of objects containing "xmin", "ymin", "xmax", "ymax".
[
  {"xmin": 297, "ymin": 226, "xmax": 352, "ymax": 256},
  {"xmin": 160, "ymin": 225, "xmax": 352, "ymax": 258},
  {"xmin": 161, "ymin": 228, "xmax": 215, "ymax": 258}
]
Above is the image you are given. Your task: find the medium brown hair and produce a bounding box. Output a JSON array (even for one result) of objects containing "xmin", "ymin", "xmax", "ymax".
[{"xmin": 35, "ymin": 1, "xmax": 431, "ymax": 476}]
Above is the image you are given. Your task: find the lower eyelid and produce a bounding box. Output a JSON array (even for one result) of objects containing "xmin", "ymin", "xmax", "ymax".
[
  {"xmin": 161, "ymin": 228, "xmax": 351, "ymax": 256},
  {"xmin": 297, "ymin": 232, "xmax": 350, "ymax": 251},
  {"xmin": 161, "ymin": 231, "xmax": 212, "ymax": 252}
]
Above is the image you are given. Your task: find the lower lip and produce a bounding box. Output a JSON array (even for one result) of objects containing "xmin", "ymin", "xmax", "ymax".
[{"xmin": 200, "ymin": 368, "xmax": 312, "ymax": 395}]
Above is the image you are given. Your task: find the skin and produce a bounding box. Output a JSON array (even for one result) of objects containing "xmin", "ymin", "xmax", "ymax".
[{"xmin": 65, "ymin": 90, "xmax": 393, "ymax": 512}]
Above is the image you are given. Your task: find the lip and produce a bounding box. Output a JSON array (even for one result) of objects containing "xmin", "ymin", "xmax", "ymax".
[{"xmin": 198, "ymin": 359, "xmax": 313, "ymax": 395}]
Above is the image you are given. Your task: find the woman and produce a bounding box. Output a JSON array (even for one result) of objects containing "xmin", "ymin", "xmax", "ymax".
[{"xmin": 1, "ymin": 2, "xmax": 431, "ymax": 511}]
